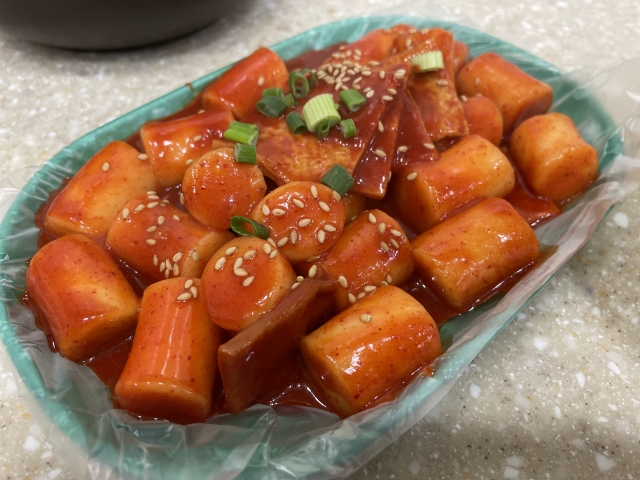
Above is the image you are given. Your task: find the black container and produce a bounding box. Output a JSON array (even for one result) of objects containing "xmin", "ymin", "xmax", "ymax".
[{"xmin": 0, "ymin": 0, "xmax": 240, "ymax": 50}]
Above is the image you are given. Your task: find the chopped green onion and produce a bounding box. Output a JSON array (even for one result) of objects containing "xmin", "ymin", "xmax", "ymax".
[
  {"xmin": 224, "ymin": 121, "xmax": 259, "ymax": 145},
  {"xmin": 299, "ymin": 68, "xmax": 317, "ymax": 87},
  {"xmin": 286, "ymin": 111, "xmax": 307, "ymax": 134},
  {"xmin": 256, "ymin": 95, "xmax": 288, "ymax": 117},
  {"xmin": 339, "ymin": 118, "xmax": 357, "ymax": 139},
  {"xmin": 302, "ymin": 94, "xmax": 341, "ymax": 135},
  {"xmin": 230, "ymin": 216, "xmax": 270, "ymax": 239},
  {"xmin": 234, "ymin": 144, "xmax": 257, "ymax": 164},
  {"xmin": 321, "ymin": 164, "xmax": 354, "ymax": 197},
  {"xmin": 262, "ymin": 87, "xmax": 285, "ymax": 98},
  {"xmin": 316, "ymin": 119, "xmax": 331, "ymax": 139},
  {"xmin": 289, "ymin": 71, "xmax": 309, "ymax": 99},
  {"xmin": 339, "ymin": 89, "xmax": 367, "ymax": 112},
  {"xmin": 411, "ymin": 51, "xmax": 444, "ymax": 72},
  {"xmin": 282, "ymin": 93, "xmax": 296, "ymax": 108}
]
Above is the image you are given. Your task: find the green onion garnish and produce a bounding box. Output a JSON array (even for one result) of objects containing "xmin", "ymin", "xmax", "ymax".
[
  {"xmin": 230, "ymin": 216, "xmax": 270, "ymax": 239},
  {"xmin": 302, "ymin": 94, "xmax": 341, "ymax": 136},
  {"xmin": 299, "ymin": 68, "xmax": 317, "ymax": 87},
  {"xmin": 339, "ymin": 89, "xmax": 367, "ymax": 112},
  {"xmin": 339, "ymin": 118, "xmax": 357, "ymax": 139},
  {"xmin": 234, "ymin": 143, "xmax": 257, "ymax": 164},
  {"xmin": 321, "ymin": 164, "xmax": 354, "ymax": 197},
  {"xmin": 289, "ymin": 71, "xmax": 309, "ymax": 99},
  {"xmin": 224, "ymin": 121, "xmax": 259, "ymax": 145},
  {"xmin": 282, "ymin": 93, "xmax": 296, "ymax": 108},
  {"xmin": 262, "ymin": 87, "xmax": 285, "ymax": 98},
  {"xmin": 286, "ymin": 111, "xmax": 307, "ymax": 134},
  {"xmin": 411, "ymin": 51, "xmax": 444, "ymax": 72},
  {"xmin": 316, "ymin": 119, "xmax": 331, "ymax": 139},
  {"xmin": 256, "ymin": 95, "xmax": 288, "ymax": 118}
]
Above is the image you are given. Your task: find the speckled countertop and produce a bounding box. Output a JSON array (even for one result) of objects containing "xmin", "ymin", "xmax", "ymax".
[{"xmin": 1, "ymin": 1, "xmax": 640, "ymax": 479}]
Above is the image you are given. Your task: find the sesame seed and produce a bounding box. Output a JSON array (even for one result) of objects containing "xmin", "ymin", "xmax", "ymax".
[
  {"xmin": 121, "ymin": 208, "xmax": 130, "ymax": 220},
  {"xmin": 390, "ymin": 229, "xmax": 402, "ymax": 237},
  {"xmin": 360, "ymin": 314, "xmax": 372, "ymax": 323},
  {"xmin": 179, "ymin": 192, "xmax": 185, "ymax": 205},
  {"xmin": 378, "ymin": 122, "xmax": 384, "ymax": 133},
  {"xmin": 173, "ymin": 252, "xmax": 183, "ymax": 262},
  {"xmin": 298, "ymin": 218, "xmax": 312, "ymax": 227},
  {"xmin": 324, "ymin": 224, "xmax": 337, "ymax": 232},
  {"xmin": 160, "ymin": 262, "xmax": 166, "ymax": 272},
  {"xmin": 185, "ymin": 159, "xmax": 193, "ymax": 167},
  {"xmin": 147, "ymin": 202, "xmax": 159, "ymax": 208},
  {"xmin": 381, "ymin": 281, "xmax": 389, "ymax": 287},
  {"xmin": 334, "ymin": 84, "xmax": 342, "ymax": 92},
  {"xmin": 191, "ymin": 250, "xmax": 200, "ymax": 261},
  {"xmin": 338, "ymin": 276, "xmax": 348, "ymax": 288},
  {"xmin": 165, "ymin": 269, "xmax": 170, "ymax": 278},
  {"xmin": 176, "ymin": 292, "xmax": 192, "ymax": 301},
  {"xmin": 348, "ymin": 293, "xmax": 357, "ymax": 304},
  {"xmin": 153, "ymin": 255, "xmax": 158, "ymax": 266},
  {"xmin": 353, "ymin": 84, "xmax": 361, "ymax": 91},
  {"xmin": 386, "ymin": 274, "xmax": 393, "ymax": 284},
  {"xmin": 296, "ymin": 275, "xmax": 304, "ymax": 282},
  {"xmin": 363, "ymin": 86, "xmax": 372, "ymax": 93},
  {"xmin": 375, "ymin": 149, "xmax": 387, "ymax": 158},
  {"xmin": 379, "ymin": 71, "xmax": 386, "ymax": 79},
  {"xmin": 364, "ymin": 285, "xmax": 377, "ymax": 293},
  {"xmin": 262, "ymin": 243, "xmax": 272, "ymax": 255},
  {"xmin": 474, "ymin": 77, "xmax": 480, "ymax": 87},
  {"xmin": 397, "ymin": 145, "xmax": 408, "ymax": 153},
  {"xmin": 460, "ymin": 95, "xmax": 468, "ymax": 102},
  {"xmin": 191, "ymin": 286, "xmax": 198, "ymax": 298},
  {"xmin": 214, "ymin": 257, "xmax": 226, "ymax": 270},
  {"xmin": 267, "ymin": 238, "xmax": 277, "ymax": 248},
  {"xmin": 324, "ymin": 77, "xmax": 335, "ymax": 85},
  {"xmin": 381, "ymin": 95, "xmax": 393, "ymax": 102},
  {"xmin": 243, "ymin": 276, "xmax": 255, "ymax": 287},
  {"xmin": 368, "ymin": 213, "xmax": 377, "ymax": 224},
  {"xmin": 146, "ymin": 239, "xmax": 156, "ymax": 245},
  {"xmin": 258, "ymin": 76, "xmax": 265, "ymax": 86},
  {"xmin": 369, "ymin": 60, "xmax": 380, "ymax": 66},
  {"xmin": 277, "ymin": 237, "xmax": 289, "ymax": 247},
  {"xmin": 342, "ymin": 76, "xmax": 351, "ymax": 83},
  {"xmin": 317, "ymin": 71, "xmax": 327, "ymax": 79},
  {"xmin": 261, "ymin": 204, "xmax": 270, "ymax": 216},
  {"xmin": 147, "ymin": 190, "xmax": 156, "ymax": 195},
  {"xmin": 390, "ymin": 238, "xmax": 400, "ymax": 249},
  {"xmin": 226, "ymin": 246, "xmax": 238, "ymax": 256},
  {"xmin": 234, "ymin": 268, "xmax": 248, "ymax": 277},
  {"xmin": 166, "ymin": 259, "xmax": 172, "ymax": 270},
  {"xmin": 387, "ymin": 88, "xmax": 397, "ymax": 95},
  {"xmin": 147, "ymin": 194, "xmax": 160, "ymax": 200},
  {"xmin": 309, "ymin": 265, "xmax": 318, "ymax": 278},
  {"xmin": 102, "ymin": 162, "xmax": 110, "ymax": 172},
  {"xmin": 394, "ymin": 70, "xmax": 406, "ymax": 79},
  {"xmin": 317, "ymin": 230, "xmax": 326, "ymax": 244},
  {"xmin": 243, "ymin": 249, "xmax": 257, "ymax": 260},
  {"xmin": 340, "ymin": 85, "xmax": 349, "ymax": 91},
  {"xmin": 233, "ymin": 258, "xmax": 243, "ymax": 269},
  {"xmin": 138, "ymin": 153, "xmax": 148, "ymax": 160},
  {"xmin": 307, "ymin": 255, "xmax": 320, "ymax": 262},
  {"xmin": 269, "ymin": 250, "xmax": 278, "ymax": 259},
  {"xmin": 366, "ymin": 90, "xmax": 375, "ymax": 98},
  {"xmin": 436, "ymin": 80, "xmax": 449, "ymax": 87},
  {"xmin": 358, "ymin": 292, "xmax": 366, "ymax": 299},
  {"xmin": 407, "ymin": 172, "xmax": 418, "ymax": 181},
  {"xmin": 134, "ymin": 204, "xmax": 145, "ymax": 212},
  {"xmin": 193, "ymin": 135, "xmax": 203, "ymax": 142},
  {"xmin": 173, "ymin": 264, "xmax": 179, "ymax": 276},
  {"xmin": 292, "ymin": 199, "xmax": 305, "ymax": 208},
  {"xmin": 378, "ymin": 223, "xmax": 386, "ymax": 234},
  {"xmin": 290, "ymin": 230, "xmax": 298, "ymax": 244},
  {"xmin": 353, "ymin": 77, "xmax": 362, "ymax": 84},
  {"xmin": 272, "ymin": 208, "xmax": 286, "ymax": 216},
  {"xmin": 332, "ymin": 190, "xmax": 341, "ymax": 201},
  {"xmin": 361, "ymin": 70, "xmax": 372, "ymax": 77},
  {"xmin": 318, "ymin": 201, "xmax": 330, "ymax": 212},
  {"xmin": 424, "ymin": 142, "xmax": 435, "ymax": 150},
  {"xmin": 291, "ymin": 282, "xmax": 300, "ymax": 290},
  {"xmin": 405, "ymin": 39, "xmax": 412, "ymax": 48},
  {"xmin": 157, "ymin": 216, "xmax": 165, "ymax": 225},
  {"xmin": 355, "ymin": 49, "xmax": 362, "ymax": 56},
  {"xmin": 380, "ymin": 241, "xmax": 390, "ymax": 252},
  {"xmin": 173, "ymin": 214, "xmax": 181, "ymax": 221}
]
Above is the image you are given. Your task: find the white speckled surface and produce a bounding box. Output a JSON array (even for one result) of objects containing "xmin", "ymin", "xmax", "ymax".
[{"xmin": 1, "ymin": 1, "xmax": 640, "ymax": 479}]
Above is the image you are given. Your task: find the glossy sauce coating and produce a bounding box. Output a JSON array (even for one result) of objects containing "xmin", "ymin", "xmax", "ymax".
[
  {"xmin": 461, "ymin": 95, "xmax": 503, "ymax": 146},
  {"xmin": 182, "ymin": 147, "xmax": 267, "ymax": 229}
]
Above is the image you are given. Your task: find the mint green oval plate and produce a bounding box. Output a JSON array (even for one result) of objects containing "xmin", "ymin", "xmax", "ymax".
[{"xmin": 0, "ymin": 16, "xmax": 621, "ymax": 480}]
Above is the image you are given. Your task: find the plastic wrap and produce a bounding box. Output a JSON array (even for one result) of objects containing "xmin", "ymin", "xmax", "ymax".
[{"xmin": 1, "ymin": 6, "xmax": 640, "ymax": 480}]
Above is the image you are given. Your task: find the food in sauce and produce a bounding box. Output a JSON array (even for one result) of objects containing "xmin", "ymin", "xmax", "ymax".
[{"xmin": 24, "ymin": 24, "xmax": 599, "ymax": 423}]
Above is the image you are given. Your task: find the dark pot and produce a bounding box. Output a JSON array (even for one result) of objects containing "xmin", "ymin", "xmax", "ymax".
[{"xmin": 0, "ymin": 0, "xmax": 241, "ymax": 50}]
